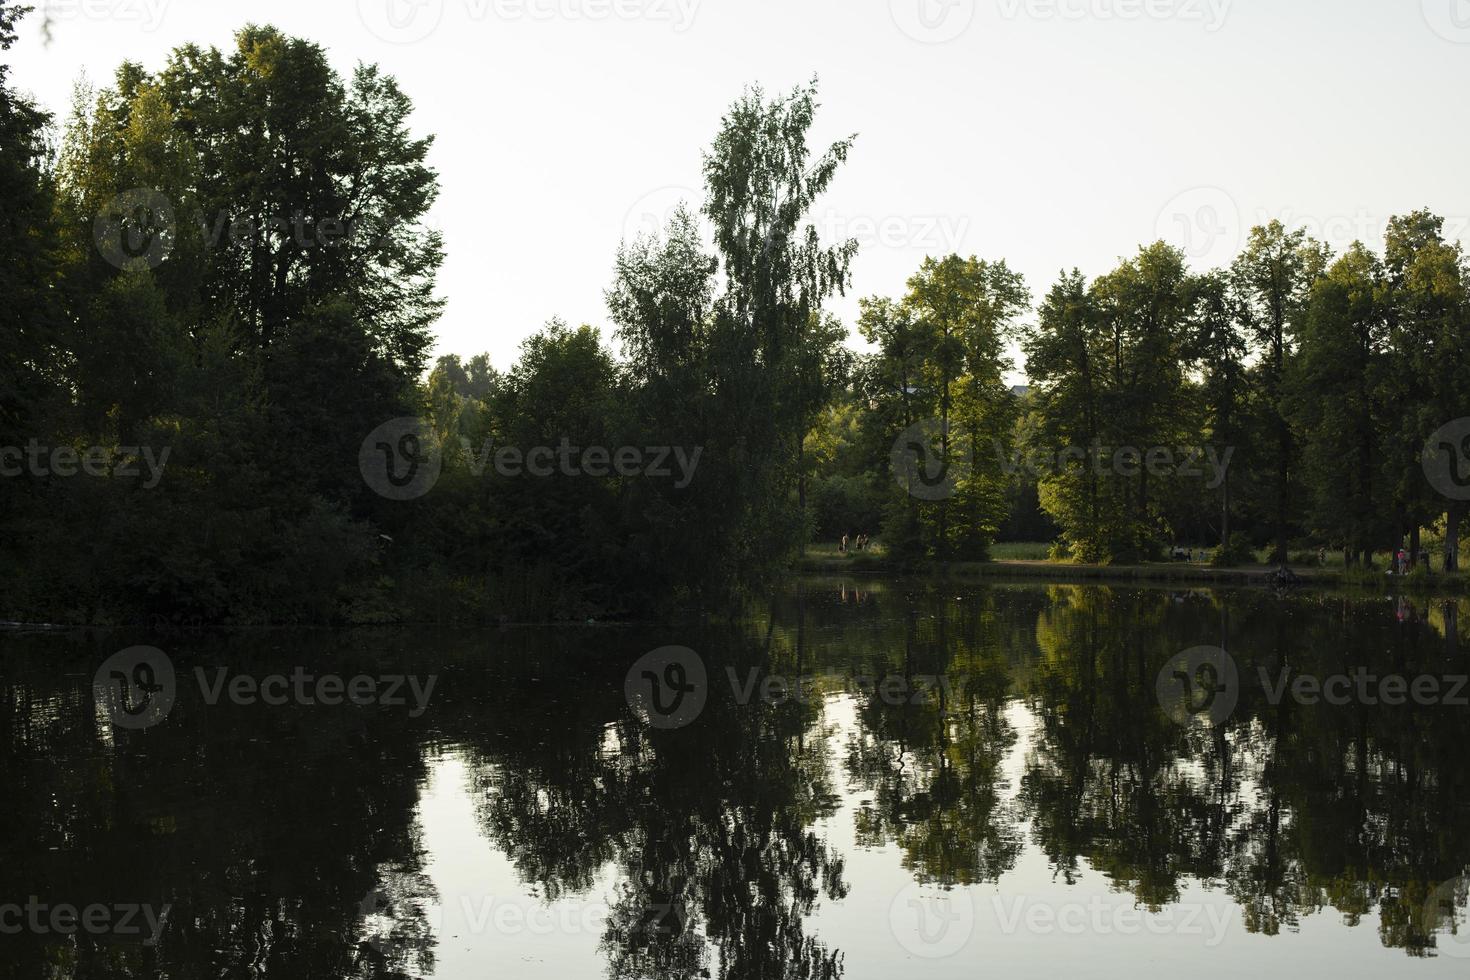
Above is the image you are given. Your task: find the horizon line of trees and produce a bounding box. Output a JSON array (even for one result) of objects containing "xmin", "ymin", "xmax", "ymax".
[{"xmin": 809, "ymin": 217, "xmax": 1470, "ymax": 570}]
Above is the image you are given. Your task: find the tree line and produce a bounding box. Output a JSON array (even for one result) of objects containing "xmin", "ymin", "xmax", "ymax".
[
  {"xmin": 811, "ymin": 219, "xmax": 1470, "ymax": 570},
  {"xmin": 0, "ymin": 8, "xmax": 852, "ymax": 624}
]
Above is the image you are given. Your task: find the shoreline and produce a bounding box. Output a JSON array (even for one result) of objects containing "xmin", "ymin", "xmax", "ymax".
[{"xmin": 796, "ymin": 555, "xmax": 1469, "ymax": 594}]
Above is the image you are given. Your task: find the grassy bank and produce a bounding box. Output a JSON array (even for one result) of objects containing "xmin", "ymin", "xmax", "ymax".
[{"xmin": 798, "ymin": 542, "xmax": 1470, "ymax": 594}]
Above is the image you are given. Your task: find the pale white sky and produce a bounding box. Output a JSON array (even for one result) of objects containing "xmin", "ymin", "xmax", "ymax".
[{"xmin": 14, "ymin": 0, "xmax": 1470, "ymax": 376}]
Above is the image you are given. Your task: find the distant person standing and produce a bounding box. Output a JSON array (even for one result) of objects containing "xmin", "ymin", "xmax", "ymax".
[{"xmin": 840, "ymin": 534, "xmax": 849, "ymax": 555}]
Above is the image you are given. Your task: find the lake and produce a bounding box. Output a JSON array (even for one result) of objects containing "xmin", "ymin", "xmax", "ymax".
[{"xmin": 3, "ymin": 578, "xmax": 1469, "ymax": 978}]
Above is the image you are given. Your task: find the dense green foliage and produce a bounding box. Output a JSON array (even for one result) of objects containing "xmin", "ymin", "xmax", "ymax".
[
  {"xmin": 0, "ymin": 10, "xmax": 856, "ymax": 623},
  {"xmin": 813, "ymin": 221, "xmax": 1470, "ymax": 569},
  {"xmin": 4, "ymin": 14, "xmax": 446, "ymax": 624}
]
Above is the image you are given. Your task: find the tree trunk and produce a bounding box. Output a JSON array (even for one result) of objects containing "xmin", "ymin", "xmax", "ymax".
[
  {"xmin": 1394, "ymin": 504, "xmax": 1406, "ymax": 561},
  {"xmin": 1274, "ymin": 417, "xmax": 1290, "ymax": 565},
  {"xmin": 937, "ymin": 385, "xmax": 951, "ymax": 563},
  {"xmin": 1220, "ymin": 470, "xmax": 1231, "ymax": 549},
  {"xmin": 1138, "ymin": 457, "xmax": 1149, "ymax": 555},
  {"xmin": 1447, "ymin": 503, "xmax": 1463, "ymax": 572},
  {"xmin": 797, "ymin": 427, "xmax": 807, "ymax": 558}
]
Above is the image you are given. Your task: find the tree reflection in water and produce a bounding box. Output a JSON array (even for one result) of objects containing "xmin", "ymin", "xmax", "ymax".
[{"xmin": 0, "ymin": 582, "xmax": 1468, "ymax": 978}]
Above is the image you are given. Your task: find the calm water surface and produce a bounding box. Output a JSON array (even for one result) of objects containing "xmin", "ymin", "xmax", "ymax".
[{"xmin": 3, "ymin": 579, "xmax": 1469, "ymax": 978}]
